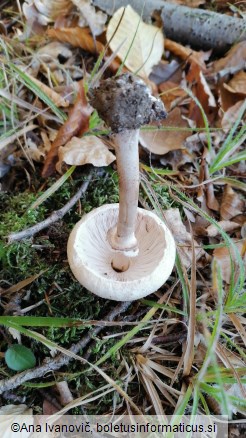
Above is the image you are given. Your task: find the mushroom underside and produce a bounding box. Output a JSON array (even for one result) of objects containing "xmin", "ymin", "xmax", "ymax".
[{"xmin": 67, "ymin": 204, "xmax": 176, "ymax": 301}]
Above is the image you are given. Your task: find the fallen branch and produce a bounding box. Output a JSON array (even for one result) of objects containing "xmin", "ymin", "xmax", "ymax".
[
  {"xmin": 93, "ymin": 0, "xmax": 246, "ymax": 52},
  {"xmin": 7, "ymin": 170, "xmax": 93, "ymax": 244},
  {"xmin": 0, "ymin": 301, "xmax": 131, "ymax": 395}
]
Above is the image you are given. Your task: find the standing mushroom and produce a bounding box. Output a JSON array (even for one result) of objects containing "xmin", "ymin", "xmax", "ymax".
[{"xmin": 67, "ymin": 73, "xmax": 176, "ymax": 301}]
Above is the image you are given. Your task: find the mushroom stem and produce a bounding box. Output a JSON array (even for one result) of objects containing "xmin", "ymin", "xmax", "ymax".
[{"xmin": 108, "ymin": 129, "xmax": 139, "ymax": 255}]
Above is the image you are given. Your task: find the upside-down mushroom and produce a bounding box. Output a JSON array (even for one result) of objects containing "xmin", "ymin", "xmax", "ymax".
[{"xmin": 67, "ymin": 74, "xmax": 176, "ymax": 301}]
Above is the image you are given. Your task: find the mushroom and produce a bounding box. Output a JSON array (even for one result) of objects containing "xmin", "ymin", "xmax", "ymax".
[{"xmin": 67, "ymin": 73, "xmax": 176, "ymax": 301}]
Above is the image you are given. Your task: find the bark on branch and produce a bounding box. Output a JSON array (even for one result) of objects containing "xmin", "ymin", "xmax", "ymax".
[{"xmin": 93, "ymin": 0, "xmax": 246, "ymax": 52}]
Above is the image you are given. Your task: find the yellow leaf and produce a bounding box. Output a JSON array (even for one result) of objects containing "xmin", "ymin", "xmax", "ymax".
[{"xmin": 106, "ymin": 5, "xmax": 164, "ymax": 78}]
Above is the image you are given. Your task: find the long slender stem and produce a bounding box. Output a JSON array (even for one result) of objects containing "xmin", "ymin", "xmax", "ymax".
[{"xmin": 108, "ymin": 129, "xmax": 139, "ymax": 254}]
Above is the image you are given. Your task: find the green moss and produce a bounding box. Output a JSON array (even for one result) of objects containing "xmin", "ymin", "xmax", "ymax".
[
  {"xmin": 0, "ymin": 191, "xmax": 48, "ymax": 282},
  {"xmin": 0, "ymin": 170, "xmax": 124, "ymax": 413}
]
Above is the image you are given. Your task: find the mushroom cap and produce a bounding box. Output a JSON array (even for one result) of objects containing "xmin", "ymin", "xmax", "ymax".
[
  {"xmin": 88, "ymin": 73, "xmax": 167, "ymax": 133},
  {"xmin": 67, "ymin": 204, "xmax": 176, "ymax": 301}
]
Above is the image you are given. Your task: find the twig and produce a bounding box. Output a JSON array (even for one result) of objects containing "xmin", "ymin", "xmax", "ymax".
[
  {"xmin": 0, "ymin": 301, "xmax": 131, "ymax": 395},
  {"xmin": 7, "ymin": 171, "xmax": 93, "ymax": 244}
]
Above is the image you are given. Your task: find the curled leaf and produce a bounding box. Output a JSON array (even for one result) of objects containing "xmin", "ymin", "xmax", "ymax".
[
  {"xmin": 47, "ymin": 27, "xmax": 104, "ymax": 55},
  {"xmin": 220, "ymin": 185, "xmax": 245, "ymax": 220},
  {"xmin": 56, "ymin": 136, "xmax": 115, "ymax": 172},
  {"xmin": 213, "ymin": 241, "xmax": 246, "ymax": 284},
  {"xmin": 139, "ymin": 108, "xmax": 189, "ymax": 155}
]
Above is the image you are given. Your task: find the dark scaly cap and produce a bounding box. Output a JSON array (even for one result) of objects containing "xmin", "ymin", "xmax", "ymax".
[{"xmin": 88, "ymin": 73, "xmax": 167, "ymax": 133}]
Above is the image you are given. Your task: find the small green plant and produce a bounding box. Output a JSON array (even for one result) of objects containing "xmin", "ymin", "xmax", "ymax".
[{"xmin": 5, "ymin": 344, "xmax": 36, "ymax": 371}]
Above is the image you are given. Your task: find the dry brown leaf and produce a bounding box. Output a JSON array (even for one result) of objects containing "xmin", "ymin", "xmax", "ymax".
[
  {"xmin": 42, "ymin": 80, "xmax": 92, "ymax": 177},
  {"xmin": 56, "ymin": 136, "xmax": 115, "ymax": 172},
  {"xmin": 186, "ymin": 62, "xmax": 216, "ymax": 127},
  {"xmin": 220, "ymin": 185, "xmax": 245, "ymax": 220},
  {"xmin": 139, "ymin": 107, "xmax": 189, "ymax": 155},
  {"xmin": 159, "ymin": 81, "xmax": 187, "ymax": 111},
  {"xmin": 47, "ymin": 27, "xmax": 104, "ymax": 54},
  {"xmin": 221, "ymin": 100, "xmax": 246, "ymax": 131},
  {"xmin": 165, "ymin": 38, "xmax": 211, "ymax": 70},
  {"xmin": 211, "ymin": 41, "xmax": 246, "ymax": 74},
  {"xmin": 206, "ymin": 182, "xmax": 219, "ymax": 212},
  {"xmin": 220, "ymin": 71, "xmax": 246, "ymax": 111},
  {"xmin": 204, "ymin": 164, "xmax": 219, "ymax": 212},
  {"xmin": 224, "ymin": 71, "xmax": 246, "ymax": 96},
  {"xmin": 206, "ymin": 221, "xmax": 240, "ymax": 237},
  {"xmin": 150, "ymin": 60, "xmax": 181, "ymax": 86},
  {"xmin": 106, "ymin": 5, "xmax": 164, "ymax": 78},
  {"xmin": 164, "ymin": 208, "xmax": 209, "ymax": 267},
  {"xmin": 213, "ymin": 240, "xmax": 246, "ymax": 284},
  {"xmin": 219, "ymin": 83, "xmax": 242, "ymax": 112}
]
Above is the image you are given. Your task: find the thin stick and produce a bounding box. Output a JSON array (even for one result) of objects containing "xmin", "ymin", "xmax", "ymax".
[
  {"xmin": 7, "ymin": 171, "xmax": 93, "ymax": 244},
  {"xmin": 0, "ymin": 301, "xmax": 131, "ymax": 395}
]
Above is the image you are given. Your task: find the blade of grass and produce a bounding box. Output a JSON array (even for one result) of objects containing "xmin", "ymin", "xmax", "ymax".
[
  {"xmin": 29, "ymin": 166, "xmax": 76, "ymax": 210},
  {"xmin": 6, "ymin": 62, "xmax": 66, "ymax": 122}
]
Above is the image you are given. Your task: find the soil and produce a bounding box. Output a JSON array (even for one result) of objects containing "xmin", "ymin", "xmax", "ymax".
[{"xmin": 88, "ymin": 73, "xmax": 167, "ymax": 133}]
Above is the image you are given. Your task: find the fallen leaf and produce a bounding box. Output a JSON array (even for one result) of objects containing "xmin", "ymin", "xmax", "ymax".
[
  {"xmin": 106, "ymin": 5, "xmax": 164, "ymax": 78},
  {"xmin": 211, "ymin": 41, "xmax": 246, "ymax": 75},
  {"xmin": 23, "ymin": 1, "xmax": 48, "ymax": 27},
  {"xmin": 213, "ymin": 240, "xmax": 246, "ymax": 284},
  {"xmin": 56, "ymin": 136, "xmax": 115, "ymax": 172},
  {"xmin": 42, "ymin": 80, "xmax": 92, "ymax": 177},
  {"xmin": 206, "ymin": 182, "xmax": 219, "ymax": 212},
  {"xmin": 186, "ymin": 61, "xmax": 216, "ymax": 127},
  {"xmin": 221, "ymin": 100, "xmax": 246, "ymax": 131},
  {"xmin": 224, "ymin": 71, "xmax": 246, "ymax": 96},
  {"xmin": 139, "ymin": 107, "xmax": 189, "ymax": 155},
  {"xmin": 150, "ymin": 60, "xmax": 181, "ymax": 85},
  {"xmin": 220, "ymin": 185, "xmax": 245, "ymax": 220},
  {"xmin": 206, "ymin": 221, "xmax": 240, "ymax": 237},
  {"xmin": 164, "ymin": 208, "xmax": 209, "ymax": 267},
  {"xmin": 204, "ymin": 163, "xmax": 219, "ymax": 212},
  {"xmin": 219, "ymin": 83, "xmax": 242, "ymax": 112},
  {"xmin": 165, "ymin": 38, "xmax": 211, "ymax": 70},
  {"xmin": 33, "ymin": 0, "xmax": 72, "ymax": 21},
  {"xmin": 72, "ymin": 0, "xmax": 107, "ymax": 36},
  {"xmin": 47, "ymin": 26, "xmax": 104, "ymax": 54},
  {"xmin": 159, "ymin": 81, "xmax": 187, "ymax": 111}
]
